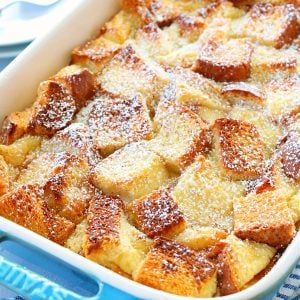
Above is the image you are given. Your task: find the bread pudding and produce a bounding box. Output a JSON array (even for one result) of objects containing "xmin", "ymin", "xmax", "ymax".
[{"xmin": 0, "ymin": 0, "xmax": 299, "ymax": 297}]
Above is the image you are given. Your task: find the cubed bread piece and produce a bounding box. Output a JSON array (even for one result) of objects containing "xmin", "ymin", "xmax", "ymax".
[
  {"xmin": 265, "ymin": 75, "xmax": 300, "ymax": 118},
  {"xmin": 193, "ymin": 106, "xmax": 226, "ymax": 126},
  {"xmin": 88, "ymin": 96, "xmax": 153, "ymax": 156},
  {"xmin": 164, "ymin": 67, "xmax": 228, "ymax": 111},
  {"xmin": 192, "ymin": 38, "xmax": 253, "ymax": 82},
  {"xmin": 218, "ymin": 235, "xmax": 276, "ymax": 295},
  {"xmin": 133, "ymin": 237, "xmax": 217, "ymax": 297},
  {"xmin": 83, "ymin": 194, "xmax": 152, "ymax": 275},
  {"xmin": 250, "ymin": 46, "xmax": 297, "ymax": 83},
  {"xmin": 148, "ymin": 101, "xmax": 212, "ymax": 172},
  {"xmin": 0, "ymin": 185, "xmax": 75, "ymax": 244},
  {"xmin": 231, "ymin": 3, "xmax": 299, "ymax": 49},
  {"xmin": 71, "ymin": 37, "xmax": 121, "ymax": 73},
  {"xmin": 172, "ymin": 156, "xmax": 244, "ymax": 231},
  {"xmin": 0, "ymin": 155, "xmax": 9, "ymax": 196},
  {"xmin": 41, "ymin": 123, "xmax": 101, "ymax": 167},
  {"xmin": 0, "ymin": 135, "xmax": 41, "ymax": 167},
  {"xmin": 288, "ymin": 189, "xmax": 300, "ymax": 223},
  {"xmin": 280, "ymin": 131, "xmax": 300, "ymax": 182},
  {"xmin": 65, "ymin": 219, "xmax": 87, "ymax": 254},
  {"xmin": 175, "ymin": 226, "xmax": 228, "ymax": 250},
  {"xmin": 97, "ymin": 45, "xmax": 170, "ymax": 111},
  {"xmin": 16, "ymin": 152, "xmax": 92, "ymax": 224},
  {"xmin": 228, "ymin": 107, "xmax": 282, "ymax": 158},
  {"xmin": 234, "ymin": 190, "xmax": 295, "ymax": 247},
  {"xmin": 51, "ymin": 65, "xmax": 97, "ymax": 110},
  {"xmin": 0, "ymin": 109, "xmax": 32, "ymax": 144},
  {"xmin": 213, "ymin": 118, "xmax": 265, "ymax": 180},
  {"xmin": 28, "ymin": 81, "xmax": 76, "ymax": 137},
  {"xmin": 91, "ymin": 142, "xmax": 170, "ymax": 202},
  {"xmin": 129, "ymin": 188, "xmax": 186, "ymax": 238},
  {"xmin": 222, "ymin": 82, "xmax": 264, "ymax": 104}
]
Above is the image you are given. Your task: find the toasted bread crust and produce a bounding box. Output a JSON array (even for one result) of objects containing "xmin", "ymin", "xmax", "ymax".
[
  {"xmin": 0, "ymin": 156, "xmax": 9, "ymax": 196},
  {"xmin": 0, "ymin": 185, "xmax": 75, "ymax": 244},
  {"xmin": 129, "ymin": 189, "xmax": 186, "ymax": 238},
  {"xmin": 213, "ymin": 118, "xmax": 265, "ymax": 179},
  {"xmin": 192, "ymin": 39, "xmax": 253, "ymax": 82},
  {"xmin": 234, "ymin": 190, "xmax": 295, "ymax": 247}
]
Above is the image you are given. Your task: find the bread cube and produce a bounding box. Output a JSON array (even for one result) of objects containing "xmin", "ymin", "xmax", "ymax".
[
  {"xmin": 149, "ymin": 101, "xmax": 212, "ymax": 172},
  {"xmin": 51, "ymin": 65, "xmax": 97, "ymax": 110},
  {"xmin": 288, "ymin": 190, "xmax": 300, "ymax": 223},
  {"xmin": 97, "ymin": 45, "xmax": 170, "ymax": 111},
  {"xmin": 172, "ymin": 156, "xmax": 244, "ymax": 231},
  {"xmin": 83, "ymin": 194, "xmax": 152, "ymax": 275},
  {"xmin": 0, "ymin": 184, "xmax": 75, "ymax": 244},
  {"xmin": 0, "ymin": 109, "xmax": 32, "ymax": 145},
  {"xmin": 0, "ymin": 155, "xmax": 9, "ymax": 196},
  {"xmin": 234, "ymin": 190, "xmax": 295, "ymax": 247},
  {"xmin": 88, "ymin": 96, "xmax": 153, "ymax": 156},
  {"xmin": 65, "ymin": 219, "xmax": 87, "ymax": 254},
  {"xmin": 133, "ymin": 237, "xmax": 217, "ymax": 297},
  {"xmin": 175, "ymin": 226, "xmax": 228, "ymax": 250},
  {"xmin": 218, "ymin": 235, "xmax": 276, "ymax": 295},
  {"xmin": 231, "ymin": 3, "xmax": 299, "ymax": 49},
  {"xmin": 129, "ymin": 188, "xmax": 186, "ymax": 238},
  {"xmin": 213, "ymin": 118, "xmax": 265, "ymax": 180},
  {"xmin": 41, "ymin": 123, "xmax": 101, "ymax": 167},
  {"xmin": 91, "ymin": 142, "xmax": 170, "ymax": 202},
  {"xmin": 192, "ymin": 38, "xmax": 253, "ymax": 82},
  {"xmin": 28, "ymin": 81, "xmax": 76, "ymax": 137}
]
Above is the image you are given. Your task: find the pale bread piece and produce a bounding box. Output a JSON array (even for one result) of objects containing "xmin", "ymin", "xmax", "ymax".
[
  {"xmin": 148, "ymin": 101, "xmax": 212, "ymax": 172},
  {"xmin": 28, "ymin": 81, "xmax": 77, "ymax": 137},
  {"xmin": 0, "ymin": 155, "xmax": 9, "ymax": 196},
  {"xmin": 164, "ymin": 67, "xmax": 228, "ymax": 111},
  {"xmin": 172, "ymin": 156, "xmax": 244, "ymax": 232},
  {"xmin": 234, "ymin": 190, "xmax": 295, "ymax": 247},
  {"xmin": 15, "ymin": 152, "xmax": 92, "ymax": 224},
  {"xmin": 65, "ymin": 219, "xmax": 87, "ymax": 254},
  {"xmin": 192, "ymin": 38, "xmax": 253, "ymax": 82},
  {"xmin": 288, "ymin": 189, "xmax": 300, "ymax": 223},
  {"xmin": 192, "ymin": 106, "xmax": 226, "ymax": 126},
  {"xmin": 88, "ymin": 96, "xmax": 153, "ymax": 156},
  {"xmin": 40, "ymin": 123, "xmax": 101, "ymax": 167},
  {"xmin": 0, "ymin": 135, "xmax": 41, "ymax": 167},
  {"xmin": 212, "ymin": 118, "xmax": 265, "ymax": 180},
  {"xmin": 91, "ymin": 142, "xmax": 170, "ymax": 202},
  {"xmin": 0, "ymin": 184, "xmax": 75, "ymax": 244},
  {"xmin": 0, "ymin": 109, "xmax": 32, "ymax": 145},
  {"xmin": 133, "ymin": 237, "xmax": 217, "ymax": 297},
  {"xmin": 83, "ymin": 194, "xmax": 152, "ymax": 275},
  {"xmin": 228, "ymin": 106, "xmax": 282, "ymax": 158},
  {"xmin": 218, "ymin": 235, "xmax": 276, "ymax": 295},
  {"xmin": 51, "ymin": 65, "xmax": 97, "ymax": 110},
  {"xmin": 128, "ymin": 188, "xmax": 186, "ymax": 238},
  {"xmin": 97, "ymin": 45, "xmax": 170, "ymax": 111},
  {"xmin": 175, "ymin": 226, "xmax": 228, "ymax": 250},
  {"xmin": 231, "ymin": 3, "xmax": 299, "ymax": 49}
]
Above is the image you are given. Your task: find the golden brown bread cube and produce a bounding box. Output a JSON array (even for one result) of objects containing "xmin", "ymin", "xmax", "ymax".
[
  {"xmin": 231, "ymin": 3, "xmax": 299, "ymax": 49},
  {"xmin": 1, "ymin": 109, "xmax": 32, "ymax": 145},
  {"xmin": 192, "ymin": 38, "xmax": 253, "ymax": 82},
  {"xmin": 52, "ymin": 65, "xmax": 97, "ymax": 110},
  {"xmin": 213, "ymin": 118, "xmax": 265, "ymax": 180},
  {"xmin": 91, "ymin": 142, "xmax": 170, "ymax": 202},
  {"xmin": 65, "ymin": 219, "xmax": 87, "ymax": 254},
  {"xmin": 148, "ymin": 100, "xmax": 212, "ymax": 172},
  {"xmin": 129, "ymin": 188, "xmax": 186, "ymax": 238},
  {"xmin": 83, "ymin": 194, "xmax": 152, "ymax": 275},
  {"xmin": 222, "ymin": 82, "xmax": 264, "ymax": 104},
  {"xmin": 0, "ymin": 155, "xmax": 9, "ymax": 196},
  {"xmin": 28, "ymin": 81, "xmax": 77, "ymax": 137},
  {"xmin": 97, "ymin": 45, "xmax": 170, "ymax": 111},
  {"xmin": 133, "ymin": 237, "xmax": 217, "ymax": 297},
  {"xmin": 88, "ymin": 95, "xmax": 153, "ymax": 156},
  {"xmin": 218, "ymin": 235, "xmax": 276, "ymax": 296},
  {"xmin": 280, "ymin": 131, "xmax": 300, "ymax": 182},
  {"xmin": 40, "ymin": 123, "xmax": 101, "ymax": 167},
  {"xmin": 172, "ymin": 156, "xmax": 244, "ymax": 231},
  {"xmin": 288, "ymin": 189, "xmax": 300, "ymax": 223},
  {"xmin": 234, "ymin": 190, "xmax": 295, "ymax": 248},
  {"xmin": 0, "ymin": 184, "xmax": 75, "ymax": 244}
]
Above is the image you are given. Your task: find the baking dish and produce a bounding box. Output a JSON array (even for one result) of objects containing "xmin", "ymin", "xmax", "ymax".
[{"xmin": 0, "ymin": 0, "xmax": 299, "ymax": 299}]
